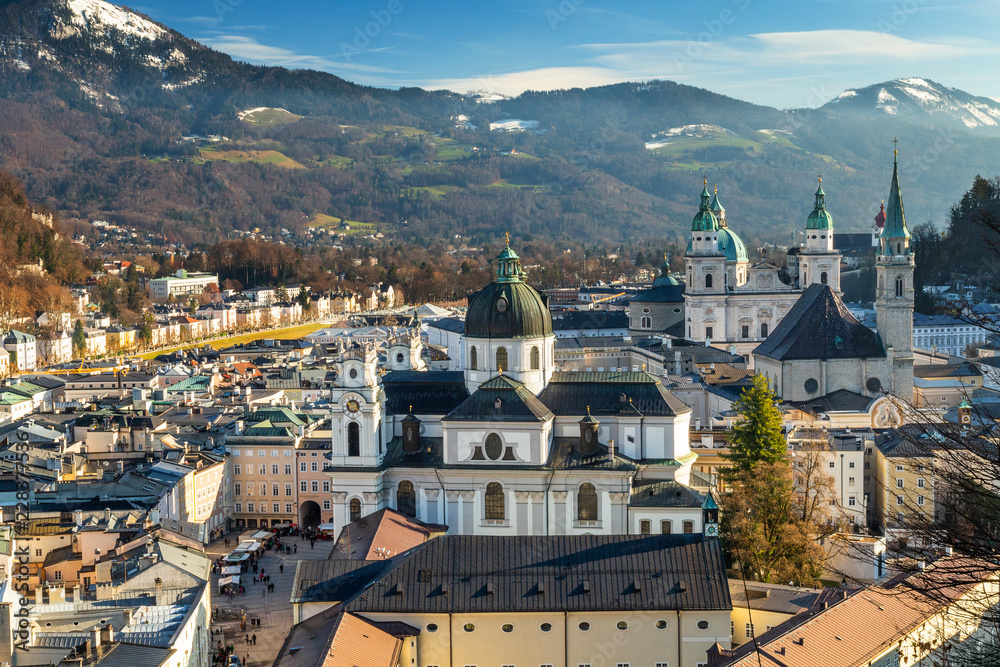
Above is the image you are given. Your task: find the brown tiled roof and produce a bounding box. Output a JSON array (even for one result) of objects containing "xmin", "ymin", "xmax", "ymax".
[
  {"xmin": 272, "ymin": 609, "xmax": 401, "ymax": 667},
  {"xmin": 331, "ymin": 508, "xmax": 439, "ymax": 560},
  {"xmin": 717, "ymin": 557, "xmax": 998, "ymax": 666}
]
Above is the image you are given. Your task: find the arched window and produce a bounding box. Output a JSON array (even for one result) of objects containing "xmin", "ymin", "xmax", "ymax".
[
  {"xmin": 760, "ymin": 323, "xmax": 769, "ymax": 338},
  {"xmin": 530, "ymin": 346, "xmax": 540, "ymax": 370},
  {"xmin": 821, "ymin": 271, "xmax": 828, "ymax": 284},
  {"xmin": 578, "ymin": 483, "xmax": 598, "ymax": 521},
  {"xmin": 683, "ymin": 520, "xmax": 694, "ymax": 534},
  {"xmin": 347, "ymin": 422, "xmax": 360, "ymax": 457},
  {"xmin": 470, "ymin": 346, "xmax": 478, "ymax": 370},
  {"xmin": 496, "ymin": 346, "xmax": 508, "ymax": 372},
  {"xmin": 705, "ymin": 274, "xmax": 713, "ymax": 289},
  {"xmin": 641, "ymin": 316, "xmax": 652, "ymax": 329},
  {"xmin": 349, "ymin": 498, "xmax": 362, "ymax": 522},
  {"xmin": 397, "ymin": 481, "xmax": 416, "ymax": 518},
  {"xmin": 485, "ymin": 482, "xmax": 505, "ymax": 520},
  {"xmin": 895, "ymin": 276, "xmax": 904, "ymax": 297},
  {"xmin": 897, "ymin": 242, "xmax": 902, "ymax": 254}
]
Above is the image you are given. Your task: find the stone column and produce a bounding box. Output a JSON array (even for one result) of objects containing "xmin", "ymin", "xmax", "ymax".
[
  {"xmin": 460, "ymin": 490, "xmax": 475, "ymax": 535},
  {"xmin": 514, "ymin": 491, "xmax": 530, "ymax": 536},
  {"xmin": 529, "ymin": 491, "xmax": 545, "ymax": 535},
  {"xmin": 332, "ymin": 492, "xmax": 347, "ymax": 531},
  {"xmin": 609, "ymin": 491, "xmax": 629, "ymax": 534},
  {"xmin": 445, "ymin": 490, "xmax": 462, "ymax": 534},
  {"xmin": 423, "ymin": 488, "xmax": 440, "ymax": 524},
  {"xmin": 552, "ymin": 490, "xmax": 568, "ymax": 535}
]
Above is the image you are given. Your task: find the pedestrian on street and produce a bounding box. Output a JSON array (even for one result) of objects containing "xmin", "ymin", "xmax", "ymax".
[
  {"xmin": 279, "ymin": 564, "xmax": 283, "ymax": 574},
  {"xmin": 293, "ymin": 544, "xmax": 297, "ymax": 554},
  {"xmin": 252, "ymin": 634, "xmax": 256, "ymax": 645},
  {"xmin": 245, "ymin": 634, "xmax": 249, "ymax": 645}
]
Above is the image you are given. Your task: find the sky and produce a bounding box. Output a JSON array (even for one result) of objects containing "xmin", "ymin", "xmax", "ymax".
[{"xmin": 130, "ymin": 0, "xmax": 1000, "ymax": 108}]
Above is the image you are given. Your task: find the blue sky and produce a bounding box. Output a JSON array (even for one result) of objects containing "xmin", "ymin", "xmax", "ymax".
[{"xmin": 131, "ymin": 0, "xmax": 1000, "ymax": 108}]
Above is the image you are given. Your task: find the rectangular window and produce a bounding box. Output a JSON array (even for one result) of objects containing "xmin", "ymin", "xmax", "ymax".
[
  {"xmin": 731, "ymin": 621, "xmax": 735, "ymax": 637},
  {"xmin": 917, "ymin": 478, "xmax": 925, "ymax": 488},
  {"xmin": 896, "ymin": 495, "xmax": 904, "ymax": 506},
  {"xmin": 848, "ymin": 477, "xmax": 855, "ymax": 485},
  {"xmin": 917, "ymin": 464, "xmax": 925, "ymax": 472},
  {"xmin": 640, "ymin": 520, "xmax": 651, "ymax": 535},
  {"xmin": 323, "ymin": 500, "xmax": 331, "ymax": 510},
  {"xmin": 311, "ymin": 462, "xmax": 318, "ymax": 472},
  {"xmin": 285, "ymin": 465, "xmax": 292, "ymax": 475},
  {"xmin": 683, "ymin": 520, "xmax": 694, "ymax": 534},
  {"xmin": 234, "ymin": 464, "xmax": 241, "ymax": 475},
  {"xmin": 917, "ymin": 496, "xmax": 925, "ymax": 506},
  {"xmin": 745, "ymin": 623, "xmax": 754, "ymax": 639},
  {"xmin": 35, "ymin": 549, "xmax": 41, "ymax": 557},
  {"xmin": 849, "ymin": 461, "xmax": 855, "ymax": 469},
  {"xmin": 661, "ymin": 520, "xmax": 672, "ymax": 534},
  {"xmin": 286, "ymin": 484, "xmax": 293, "ymax": 496},
  {"xmin": 233, "ymin": 449, "xmax": 241, "ymax": 457},
  {"xmin": 271, "ymin": 450, "xmax": 279, "ymax": 458},
  {"xmin": 848, "ymin": 496, "xmax": 856, "ymax": 506},
  {"xmin": 272, "ymin": 464, "xmax": 279, "ymax": 475},
  {"xmin": 829, "ymin": 461, "xmax": 835, "ymax": 468},
  {"xmin": 741, "ymin": 325, "xmax": 749, "ymax": 338},
  {"xmin": 656, "ymin": 663, "xmax": 670, "ymax": 667},
  {"xmin": 301, "ymin": 481, "xmax": 308, "ymax": 492},
  {"xmin": 896, "ymin": 512, "xmax": 903, "ymax": 523},
  {"xmin": 235, "ymin": 502, "xmax": 242, "ymax": 513},
  {"xmin": 300, "ymin": 462, "xmax": 307, "ymax": 472},
  {"xmin": 311, "ymin": 481, "xmax": 319, "ymax": 493},
  {"xmin": 896, "ymin": 464, "xmax": 904, "ymax": 471},
  {"xmin": 323, "ymin": 481, "xmax": 330, "ymax": 492},
  {"xmin": 260, "ymin": 483, "xmax": 267, "ymax": 496},
  {"xmin": 234, "ymin": 483, "xmax": 241, "ymax": 496},
  {"xmin": 54, "ymin": 571, "xmax": 62, "ymax": 581},
  {"xmin": 286, "ymin": 503, "xmax": 293, "ymax": 514},
  {"xmin": 896, "ymin": 478, "xmax": 904, "ymax": 488},
  {"xmin": 245, "ymin": 450, "xmax": 252, "ymax": 457},
  {"xmin": 273, "ymin": 484, "xmax": 279, "ymax": 497},
  {"xmin": 705, "ymin": 326, "xmax": 713, "ymax": 339},
  {"xmin": 259, "ymin": 464, "xmax": 266, "ymax": 475},
  {"xmin": 247, "ymin": 502, "xmax": 254, "ymax": 513}
]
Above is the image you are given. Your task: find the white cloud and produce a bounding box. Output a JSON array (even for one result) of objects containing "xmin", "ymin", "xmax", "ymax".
[{"xmin": 195, "ymin": 34, "xmax": 398, "ymax": 77}]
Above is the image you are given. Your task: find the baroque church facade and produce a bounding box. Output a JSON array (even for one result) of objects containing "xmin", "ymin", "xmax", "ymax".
[
  {"xmin": 684, "ymin": 181, "xmax": 842, "ymax": 354},
  {"xmin": 326, "ymin": 245, "xmax": 717, "ymax": 538}
]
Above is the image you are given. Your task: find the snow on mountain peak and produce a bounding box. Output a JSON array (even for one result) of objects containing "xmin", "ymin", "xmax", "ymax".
[{"xmin": 61, "ymin": 0, "xmax": 166, "ymax": 41}]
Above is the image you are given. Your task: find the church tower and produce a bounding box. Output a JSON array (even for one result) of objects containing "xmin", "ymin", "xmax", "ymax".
[
  {"xmin": 798, "ymin": 178, "xmax": 842, "ymax": 291},
  {"xmin": 684, "ymin": 180, "xmax": 727, "ymax": 342},
  {"xmin": 330, "ymin": 342, "xmax": 386, "ymax": 467},
  {"xmin": 875, "ymin": 150, "xmax": 915, "ymax": 400}
]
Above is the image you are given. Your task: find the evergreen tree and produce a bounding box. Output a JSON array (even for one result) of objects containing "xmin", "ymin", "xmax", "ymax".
[
  {"xmin": 72, "ymin": 320, "xmax": 86, "ymax": 358},
  {"xmin": 724, "ymin": 374, "xmax": 786, "ymax": 474}
]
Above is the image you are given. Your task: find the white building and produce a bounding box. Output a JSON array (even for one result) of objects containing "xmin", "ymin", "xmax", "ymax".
[
  {"xmin": 2, "ymin": 330, "xmax": 36, "ymax": 371},
  {"xmin": 150, "ymin": 268, "xmax": 219, "ymax": 299}
]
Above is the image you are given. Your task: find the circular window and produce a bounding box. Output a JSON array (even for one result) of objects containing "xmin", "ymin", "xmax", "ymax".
[
  {"xmin": 396, "ymin": 352, "xmax": 404, "ymax": 363},
  {"xmin": 349, "ymin": 368, "xmax": 358, "ymax": 380},
  {"xmin": 697, "ymin": 620, "xmax": 710, "ymax": 630},
  {"xmin": 673, "ymin": 308, "xmax": 681, "ymax": 313},
  {"xmin": 496, "ymin": 297, "xmax": 508, "ymax": 313},
  {"xmin": 617, "ymin": 620, "xmax": 629, "ymax": 630},
  {"xmin": 463, "ymin": 623, "xmax": 476, "ymax": 633},
  {"xmin": 642, "ymin": 308, "xmax": 650, "ymax": 314},
  {"xmin": 656, "ymin": 620, "xmax": 668, "ymax": 630},
  {"xmin": 485, "ymin": 433, "xmax": 503, "ymax": 460},
  {"xmin": 867, "ymin": 377, "xmax": 882, "ymax": 393},
  {"xmin": 804, "ymin": 378, "xmax": 819, "ymax": 393},
  {"xmin": 579, "ymin": 622, "xmax": 591, "ymax": 631},
  {"xmin": 426, "ymin": 623, "xmax": 438, "ymax": 633},
  {"xmin": 540, "ymin": 623, "xmax": 552, "ymax": 632},
  {"xmin": 502, "ymin": 623, "xmax": 514, "ymax": 633},
  {"xmin": 45, "ymin": 622, "xmax": 52, "ymax": 627}
]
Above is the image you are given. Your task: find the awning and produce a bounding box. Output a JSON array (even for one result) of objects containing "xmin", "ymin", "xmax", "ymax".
[
  {"xmin": 218, "ymin": 575, "xmax": 240, "ymax": 588},
  {"xmin": 224, "ymin": 552, "xmax": 250, "ymax": 563},
  {"xmin": 317, "ymin": 523, "xmax": 337, "ymax": 532},
  {"xmin": 221, "ymin": 565, "xmax": 241, "ymax": 575},
  {"xmin": 234, "ymin": 540, "xmax": 262, "ymax": 552},
  {"xmin": 250, "ymin": 530, "xmax": 274, "ymax": 540}
]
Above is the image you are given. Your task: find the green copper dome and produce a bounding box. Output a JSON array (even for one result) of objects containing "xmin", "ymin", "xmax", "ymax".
[
  {"xmin": 691, "ymin": 183, "xmax": 719, "ymax": 232},
  {"xmin": 718, "ymin": 229, "xmax": 748, "ymax": 262},
  {"xmin": 465, "ymin": 243, "xmax": 553, "ymax": 339},
  {"xmin": 806, "ymin": 182, "xmax": 834, "ymax": 230},
  {"xmin": 652, "ymin": 254, "xmax": 679, "ymax": 287}
]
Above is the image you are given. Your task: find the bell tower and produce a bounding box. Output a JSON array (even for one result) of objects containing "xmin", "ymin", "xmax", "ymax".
[
  {"xmin": 875, "ymin": 146, "xmax": 915, "ymax": 400},
  {"xmin": 684, "ymin": 179, "xmax": 726, "ymax": 342},
  {"xmin": 798, "ymin": 177, "xmax": 842, "ymax": 291},
  {"xmin": 330, "ymin": 342, "xmax": 386, "ymax": 466}
]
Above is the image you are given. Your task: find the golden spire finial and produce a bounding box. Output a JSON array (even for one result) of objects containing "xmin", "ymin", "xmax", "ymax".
[
  {"xmin": 818, "ymin": 174, "xmax": 822, "ymax": 184},
  {"xmin": 703, "ymin": 176, "xmax": 707, "ymax": 186},
  {"xmin": 505, "ymin": 231, "xmax": 510, "ymax": 247},
  {"xmin": 713, "ymin": 184, "xmax": 717, "ymax": 195},
  {"xmin": 409, "ymin": 404, "xmax": 412, "ymax": 413},
  {"xmin": 893, "ymin": 137, "xmax": 899, "ymax": 163}
]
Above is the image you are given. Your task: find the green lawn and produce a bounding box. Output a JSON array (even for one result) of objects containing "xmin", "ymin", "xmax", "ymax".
[
  {"xmin": 197, "ymin": 147, "xmax": 305, "ymax": 169},
  {"xmin": 138, "ymin": 322, "xmax": 329, "ymax": 360},
  {"xmin": 407, "ymin": 185, "xmax": 461, "ymax": 198}
]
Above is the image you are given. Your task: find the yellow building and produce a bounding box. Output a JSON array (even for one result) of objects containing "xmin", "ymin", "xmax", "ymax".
[
  {"xmin": 286, "ymin": 534, "xmax": 732, "ymax": 667},
  {"xmin": 727, "ymin": 579, "xmax": 829, "ymax": 648},
  {"xmin": 872, "ymin": 427, "xmax": 937, "ymax": 544}
]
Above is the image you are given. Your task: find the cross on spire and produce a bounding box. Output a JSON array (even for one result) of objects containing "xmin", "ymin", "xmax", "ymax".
[{"xmin": 893, "ymin": 137, "xmax": 899, "ymax": 163}]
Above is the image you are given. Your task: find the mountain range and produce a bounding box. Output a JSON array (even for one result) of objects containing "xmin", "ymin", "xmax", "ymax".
[{"xmin": 2, "ymin": 0, "xmax": 1000, "ymax": 248}]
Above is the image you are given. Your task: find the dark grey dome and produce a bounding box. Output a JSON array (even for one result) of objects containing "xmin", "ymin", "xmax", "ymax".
[{"xmin": 465, "ymin": 245, "xmax": 553, "ymax": 339}]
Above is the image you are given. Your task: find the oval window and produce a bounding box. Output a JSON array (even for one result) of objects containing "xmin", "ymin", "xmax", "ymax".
[
  {"xmin": 396, "ymin": 352, "xmax": 404, "ymax": 363},
  {"xmin": 617, "ymin": 620, "xmax": 629, "ymax": 630},
  {"xmin": 540, "ymin": 622, "xmax": 552, "ymax": 632},
  {"xmin": 496, "ymin": 297, "xmax": 508, "ymax": 313},
  {"xmin": 579, "ymin": 622, "xmax": 591, "ymax": 631},
  {"xmin": 656, "ymin": 620, "xmax": 668, "ymax": 630},
  {"xmin": 697, "ymin": 620, "xmax": 710, "ymax": 630},
  {"xmin": 463, "ymin": 623, "xmax": 476, "ymax": 632},
  {"xmin": 349, "ymin": 368, "xmax": 358, "ymax": 379},
  {"xmin": 426, "ymin": 623, "xmax": 438, "ymax": 633},
  {"xmin": 502, "ymin": 623, "xmax": 514, "ymax": 633}
]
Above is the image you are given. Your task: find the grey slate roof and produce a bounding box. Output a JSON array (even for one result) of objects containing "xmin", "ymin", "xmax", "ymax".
[
  {"xmin": 753, "ymin": 283, "xmax": 886, "ymax": 361},
  {"xmin": 629, "ymin": 480, "xmax": 707, "ymax": 508},
  {"xmin": 538, "ymin": 371, "xmax": 691, "ymax": 417},
  {"xmin": 293, "ymin": 534, "xmax": 730, "ymax": 613},
  {"xmin": 444, "ymin": 375, "xmax": 553, "ymax": 422},
  {"xmin": 787, "ymin": 389, "xmax": 876, "ymax": 415},
  {"xmin": 382, "ymin": 371, "xmax": 470, "ymax": 415}
]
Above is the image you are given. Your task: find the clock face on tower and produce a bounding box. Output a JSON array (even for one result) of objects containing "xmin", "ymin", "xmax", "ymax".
[{"xmin": 346, "ymin": 399, "xmax": 360, "ymax": 413}]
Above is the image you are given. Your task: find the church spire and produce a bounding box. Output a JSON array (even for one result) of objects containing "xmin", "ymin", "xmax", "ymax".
[
  {"xmin": 495, "ymin": 235, "xmax": 524, "ymax": 283},
  {"xmin": 806, "ymin": 175, "xmax": 833, "ymax": 230},
  {"xmin": 881, "ymin": 143, "xmax": 910, "ymax": 253},
  {"xmin": 692, "ymin": 178, "xmax": 719, "ymax": 232}
]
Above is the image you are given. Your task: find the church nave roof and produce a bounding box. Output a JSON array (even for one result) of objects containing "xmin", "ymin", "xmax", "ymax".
[{"xmin": 538, "ymin": 371, "xmax": 691, "ymax": 417}]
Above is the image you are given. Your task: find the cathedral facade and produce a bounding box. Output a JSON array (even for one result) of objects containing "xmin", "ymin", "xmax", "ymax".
[
  {"xmin": 326, "ymin": 245, "xmax": 717, "ymax": 538},
  {"xmin": 684, "ymin": 182, "xmax": 841, "ymax": 355}
]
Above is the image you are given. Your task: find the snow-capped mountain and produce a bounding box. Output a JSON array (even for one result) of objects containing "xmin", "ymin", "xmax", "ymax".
[{"xmin": 823, "ymin": 78, "xmax": 1000, "ymax": 132}]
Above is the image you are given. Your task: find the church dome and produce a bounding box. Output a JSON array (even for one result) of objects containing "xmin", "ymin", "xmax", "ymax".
[
  {"xmin": 691, "ymin": 182, "xmax": 719, "ymax": 232},
  {"xmin": 717, "ymin": 228, "xmax": 748, "ymax": 262},
  {"xmin": 806, "ymin": 182, "xmax": 834, "ymax": 230},
  {"xmin": 465, "ymin": 244, "xmax": 553, "ymax": 339},
  {"xmin": 653, "ymin": 258, "xmax": 680, "ymax": 287}
]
